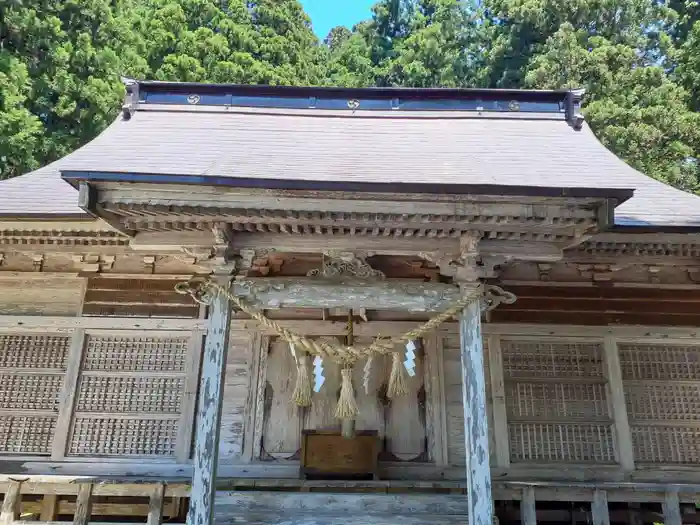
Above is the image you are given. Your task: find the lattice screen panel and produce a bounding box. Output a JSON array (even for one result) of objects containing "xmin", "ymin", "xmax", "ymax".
[
  {"xmin": 69, "ymin": 417, "xmax": 178, "ymax": 456},
  {"xmin": 501, "ymin": 339, "xmax": 616, "ymax": 464},
  {"xmin": 509, "ymin": 423, "xmax": 616, "ymax": 462},
  {"xmin": 68, "ymin": 334, "xmax": 190, "ymax": 458},
  {"xmin": 619, "ymin": 342, "xmax": 700, "ymax": 464},
  {"xmin": 0, "ymin": 334, "xmax": 70, "ymax": 455}
]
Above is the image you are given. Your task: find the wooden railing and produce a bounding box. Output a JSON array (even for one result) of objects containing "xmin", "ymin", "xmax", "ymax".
[
  {"xmin": 0, "ymin": 476, "xmax": 697, "ymax": 525},
  {"xmin": 0, "ymin": 478, "xmax": 188, "ymax": 525}
]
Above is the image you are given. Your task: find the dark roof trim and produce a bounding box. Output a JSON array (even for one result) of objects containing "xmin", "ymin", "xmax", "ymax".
[
  {"xmin": 609, "ymin": 224, "xmax": 700, "ymax": 234},
  {"xmin": 0, "ymin": 212, "xmax": 89, "ymax": 220},
  {"xmin": 61, "ymin": 170, "xmax": 635, "ymax": 203},
  {"xmin": 136, "ymin": 80, "xmax": 574, "ymax": 104}
]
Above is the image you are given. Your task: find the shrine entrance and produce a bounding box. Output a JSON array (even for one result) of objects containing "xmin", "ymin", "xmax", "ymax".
[{"xmin": 177, "ymin": 255, "xmax": 515, "ymax": 525}]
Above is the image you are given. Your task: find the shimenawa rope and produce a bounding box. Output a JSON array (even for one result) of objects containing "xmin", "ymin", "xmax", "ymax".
[{"xmin": 176, "ymin": 278, "xmax": 480, "ymax": 418}]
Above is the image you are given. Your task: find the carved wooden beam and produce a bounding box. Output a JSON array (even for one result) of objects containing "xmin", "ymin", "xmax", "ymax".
[
  {"xmin": 231, "ymin": 278, "xmax": 462, "ymax": 312},
  {"xmin": 130, "ymin": 231, "xmax": 565, "ymax": 261},
  {"xmin": 229, "ymin": 278, "xmax": 515, "ymax": 313}
]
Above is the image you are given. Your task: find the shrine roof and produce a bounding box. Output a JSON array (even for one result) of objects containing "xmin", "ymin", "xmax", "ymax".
[{"xmin": 2, "ymin": 80, "xmax": 700, "ymax": 229}]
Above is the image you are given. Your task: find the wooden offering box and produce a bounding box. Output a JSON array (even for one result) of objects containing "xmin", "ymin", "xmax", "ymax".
[{"xmin": 300, "ymin": 430, "xmax": 380, "ymax": 480}]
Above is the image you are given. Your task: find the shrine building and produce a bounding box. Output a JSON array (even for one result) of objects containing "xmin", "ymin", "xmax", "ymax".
[{"xmin": 0, "ymin": 80, "xmax": 700, "ymax": 525}]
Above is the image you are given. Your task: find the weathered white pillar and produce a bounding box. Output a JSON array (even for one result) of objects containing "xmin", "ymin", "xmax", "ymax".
[
  {"xmin": 591, "ymin": 490, "xmax": 610, "ymax": 525},
  {"xmin": 521, "ymin": 487, "xmax": 536, "ymax": 525},
  {"xmin": 187, "ymin": 277, "xmax": 232, "ymax": 525},
  {"xmin": 663, "ymin": 491, "xmax": 682, "ymax": 525},
  {"xmin": 460, "ymin": 292, "xmax": 493, "ymax": 525}
]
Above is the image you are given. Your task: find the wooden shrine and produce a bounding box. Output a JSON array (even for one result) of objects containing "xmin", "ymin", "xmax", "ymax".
[{"xmin": 1, "ymin": 81, "xmax": 700, "ymax": 525}]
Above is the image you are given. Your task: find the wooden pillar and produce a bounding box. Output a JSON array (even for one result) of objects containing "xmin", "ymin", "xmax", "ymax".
[
  {"xmin": 0, "ymin": 481, "xmax": 20, "ymax": 525},
  {"xmin": 520, "ymin": 487, "xmax": 536, "ymax": 525},
  {"xmin": 73, "ymin": 484, "xmax": 93, "ymax": 525},
  {"xmin": 460, "ymin": 295, "xmax": 493, "ymax": 525},
  {"xmin": 52, "ymin": 329, "xmax": 85, "ymax": 460},
  {"xmin": 602, "ymin": 336, "xmax": 634, "ymax": 471},
  {"xmin": 187, "ymin": 277, "xmax": 233, "ymax": 525},
  {"xmin": 663, "ymin": 492, "xmax": 682, "ymax": 525},
  {"xmin": 591, "ymin": 490, "xmax": 610, "ymax": 525},
  {"xmin": 487, "ymin": 335, "xmax": 509, "ymax": 469},
  {"xmin": 40, "ymin": 495, "xmax": 58, "ymax": 522},
  {"xmin": 147, "ymin": 484, "xmax": 166, "ymax": 525}
]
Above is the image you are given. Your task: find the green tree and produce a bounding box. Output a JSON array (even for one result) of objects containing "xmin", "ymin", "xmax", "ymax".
[
  {"xmin": 135, "ymin": 0, "xmax": 326, "ymax": 85},
  {"xmin": 0, "ymin": 52, "xmax": 42, "ymax": 180},
  {"xmin": 3, "ymin": 0, "xmax": 700, "ymax": 198},
  {"xmin": 480, "ymin": 0, "xmax": 667, "ymax": 88},
  {"xmin": 380, "ymin": 0, "xmax": 480, "ymax": 87},
  {"xmin": 325, "ymin": 26, "xmax": 377, "ymax": 87},
  {"xmin": 675, "ymin": 18, "xmax": 700, "ymax": 111},
  {"xmin": 0, "ymin": 0, "xmax": 328, "ymax": 179},
  {"xmin": 0, "ymin": 0, "xmax": 146, "ymax": 172}
]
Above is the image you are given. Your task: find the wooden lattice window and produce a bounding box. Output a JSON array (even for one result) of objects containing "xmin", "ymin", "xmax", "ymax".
[
  {"xmin": 0, "ymin": 334, "xmax": 70, "ymax": 455},
  {"xmin": 619, "ymin": 342, "xmax": 700, "ymax": 465},
  {"xmin": 67, "ymin": 334, "xmax": 191, "ymax": 458},
  {"xmin": 501, "ymin": 339, "xmax": 616, "ymax": 463}
]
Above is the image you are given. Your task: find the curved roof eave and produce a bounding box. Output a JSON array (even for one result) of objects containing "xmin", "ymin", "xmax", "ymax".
[{"xmin": 0, "ymin": 162, "xmax": 85, "ymax": 219}]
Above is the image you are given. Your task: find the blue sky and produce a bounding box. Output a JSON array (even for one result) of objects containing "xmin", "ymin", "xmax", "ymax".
[{"xmin": 300, "ymin": 0, "xmax": 375, "ymax": 39}]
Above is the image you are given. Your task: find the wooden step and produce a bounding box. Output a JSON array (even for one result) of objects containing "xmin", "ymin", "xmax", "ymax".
[
  {"xmin": 214, "ymin": 492, "xmax": 469, "ymax": 525},
  {"xmin": 214, "ymin": 513, "xmax": 466, "ymax": 525}
]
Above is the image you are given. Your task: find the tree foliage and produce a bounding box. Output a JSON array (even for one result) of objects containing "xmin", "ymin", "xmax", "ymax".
[{"xmin": 1, "ymin": 0, "xmax": 700, "ymax": 193}]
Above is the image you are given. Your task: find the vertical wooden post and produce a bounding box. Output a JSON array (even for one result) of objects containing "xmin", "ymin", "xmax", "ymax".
[
  {"xmin": 40, "ymin": 495, "xmax": 58, "ymax": 522},
  {"xmin": 52, "ymin": 329, "xmax": 86, "ymax": 460},
  {"xmin": 487, "ymin": 335, "xmax": 510, "ymax": 469},
  {"xmin": 663, "ymin": 492, "xmax": 682, "ymax": 525},
  {"xmin": 460, "ymin": 295, "xmax": 493, "ymax": 525},
  {"xmin": 591, "ymin": 490, "xmax": 610, "ymax": 525},
  {"xmin": 177, "ymin": 329, "xmax": 206, "ymax": 462},
  {"xmin": 424, "ymin": 332, "xmax": 449, "ymax": 466},
  {"xmin": 73, "ymin": 484, "xmax": 92, "ymax": 525},
  {"xmin": 147, "ymin": 483, "xmax": 166, "ymax": 525},
  {"xmin": 187, "ymin": 277, "xmax": 232, "ymax": 525},
  {"xmin": 0, "ymin": 481, "xmax": 20, "ymax": 525},
  {"xmin": 627, "ymin": 503, "xmax": 643, "ymax": 525},
  {"xmin": 602, "ymin": 336, "xmax": 634, "ymax": 471},
  {"xmin": 521, "ymin": 487, "xmax": 536, "ymax": 525}
]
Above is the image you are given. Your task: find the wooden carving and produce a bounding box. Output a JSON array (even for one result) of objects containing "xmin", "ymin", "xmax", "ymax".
[{"xmin": 307, "ymin": 252, "xmax": 385, "ymax": 281}]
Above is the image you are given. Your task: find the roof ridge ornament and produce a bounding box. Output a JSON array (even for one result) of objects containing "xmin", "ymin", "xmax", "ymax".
[
  {"xmin": 121, "ymin": 77, "xmax": 139, "ymax": 121},
  {"xmin": 565, "ymin": 88, "xmax": 586, "ymax": 131}
]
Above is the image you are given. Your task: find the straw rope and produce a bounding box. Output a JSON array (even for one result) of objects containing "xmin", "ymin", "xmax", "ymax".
[{"xmin": 176, "ymin": 277, "xmax": 481, "ymax": 365}]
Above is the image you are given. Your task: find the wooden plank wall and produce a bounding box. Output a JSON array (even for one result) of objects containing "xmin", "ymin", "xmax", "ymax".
[
  {"xmin": 214, "ymin": 318, "xmax": 700, "ymax": 479},
  {"xmin": 2, "ymin": 273, "xmax": 700, "ymax": 483},
  {"xmin": 219, "ymin": 330, "xmax": 255, "ymax": 460},
  {"xmin": 0, "ymin": 277, "xmax": 84, "ymax": 316},
  {"xmin": 494, "ymin": 285, "xmax": 700, "ymax": 326},
  {"xmin": 237, "ymin": 335, "xmax": 429, "ymax": 462},
  {"xmin": 441, "ymin": 332, "xmax": 494, "ymax": 466},
  {"xmin": 83, "ymin": 278, "xmax": 199, "ymax": 318}
]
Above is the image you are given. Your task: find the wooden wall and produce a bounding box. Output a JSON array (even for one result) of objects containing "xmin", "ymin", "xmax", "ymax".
[
  {"xmin": 217, "ymin": 320, "xmax": 700, "ymax": 481},
  {"xmin": 0, "ymin": 277, "xmax": 84, "ymax": 316},
  {"xmin": 493, "ymin": 284, "xmax": 700, "ymax": 326},
  {"xmin": 2, "ymin": 274, "xmax": 700, "ymax": 484},
  {"xmin": 219, "ymin": 330, "xmax": 255, "ymax": 460},
  {"xmin": 222, "ymin": 334, "xmax": 429, "ymax": 463},
  {"xmin": 82, "ymin": 277, "xmax": 199, "ymax": 318}
]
